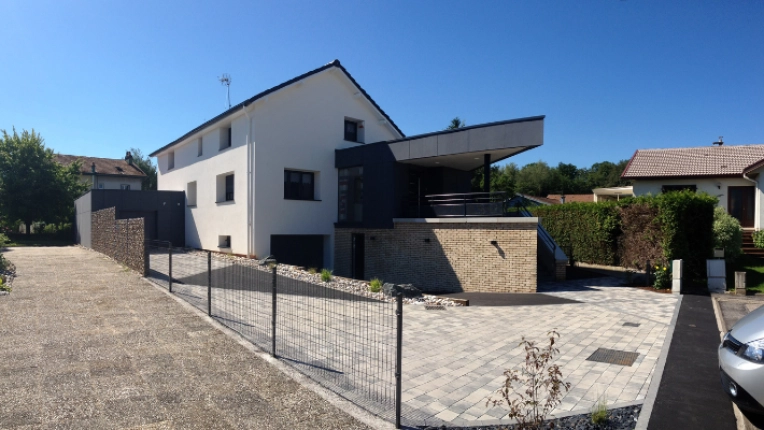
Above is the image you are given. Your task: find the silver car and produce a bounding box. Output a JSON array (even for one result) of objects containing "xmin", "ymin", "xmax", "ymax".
[{"xmin": 720, "ymin": 304, "xmax": 764, "ymax": 415}]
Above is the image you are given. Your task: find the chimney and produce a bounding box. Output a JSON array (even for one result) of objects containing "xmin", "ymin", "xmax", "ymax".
[
  {"xmin": 91, "ymin": 162, "xmax": 96, "ymax": 173},
  {"xmin": 713, "ymin": 136, "xmax": 724, "ymax": 146},
  {"xmin": 125, "ymin": 151, "xmax": 133, "ymax": 165}
]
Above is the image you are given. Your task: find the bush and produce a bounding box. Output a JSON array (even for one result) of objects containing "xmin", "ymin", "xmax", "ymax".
[
  {"xmin": 713, "ymin": 207, "xmax": 742, "ymax": 261},
  {"xmin": 753, "ymin": 230, "xmax": 764, "ymax": 249},
  {"xmin": 369, "ymin": 278, "xmax": 382, "ymax": 293},
  {"xmin": 653, "ymin": 264, "xmax": 671, "ymax": 289},
  {"xmin": 0, "ymin": 233, "xmax": 8, "ymax": 245},
  {"xmin": 321, "ymin": 268, "xmax": 332, "ymax": 283},
  {"xmin": 0, "ymin": 254, "xmax": 8, "ymax": 271}
]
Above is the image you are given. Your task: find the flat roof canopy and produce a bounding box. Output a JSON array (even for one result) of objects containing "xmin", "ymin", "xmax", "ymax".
[{"xmin": 387, "ymin": 116, "xmax": 544, "ymax": 171}]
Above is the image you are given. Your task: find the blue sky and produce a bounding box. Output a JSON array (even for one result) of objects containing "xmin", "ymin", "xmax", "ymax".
[{"xmin": 1, "ymin": 0, "xmax": 762, "ymax": 169}]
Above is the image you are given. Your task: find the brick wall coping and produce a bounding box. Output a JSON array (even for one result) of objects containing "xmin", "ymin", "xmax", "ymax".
[{"xmin": 391, "ymin": 217, "xmax": 538, "ymax": 224}]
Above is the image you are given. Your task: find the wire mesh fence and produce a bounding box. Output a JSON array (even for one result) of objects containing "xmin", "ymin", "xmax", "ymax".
[{"xmin": 143, "ymin": 240, "xmax": 402, "ymax": 426}]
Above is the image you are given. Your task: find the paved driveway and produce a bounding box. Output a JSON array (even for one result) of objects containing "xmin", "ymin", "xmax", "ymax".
[
  {"xmin": 0, "ymin": 247, "xmax": 371, "ymax": 430},
  {"xmin": 402, "ymin": 278, "xmax": 679, "ymax": 426}
]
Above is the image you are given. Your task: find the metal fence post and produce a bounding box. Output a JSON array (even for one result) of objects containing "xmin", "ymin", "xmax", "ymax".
[
  {"xmin": 207, "ymin": 251, "xmax": 212, "ymax": 316},
  {"xmin": 271, "ymin": 263, "xmax": 277, "ymax": 357},
  {"xmin": 395, "ymin": 292, "xmax": 403, "ymax": 429},
  {"xmin": 168, "ymin": 244, "xmax": 173, "ymax": 293}
]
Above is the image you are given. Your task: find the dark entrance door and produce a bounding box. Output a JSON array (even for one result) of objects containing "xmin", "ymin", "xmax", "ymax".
[
  {"xmin": 351, "ymin": 233, "xmax": 365, "ymax": 280},
  {"xmin": 728, "ymin": 186, "xmax": 755, "ymax": 228}
]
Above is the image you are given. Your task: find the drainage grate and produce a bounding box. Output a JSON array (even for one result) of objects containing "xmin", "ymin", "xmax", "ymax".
[
  {"xmin": 586, "ymin": 348, "xmax": 639, "ymax": 366},
  {"xmin": 623, "ymin": 322, "xmax": 640, "ymax": 327},
  {"xmin": 425, "ymin": 305, "xmax": 446, "ymax": 311}
]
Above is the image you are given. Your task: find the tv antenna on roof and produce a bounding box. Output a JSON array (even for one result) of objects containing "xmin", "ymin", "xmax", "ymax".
[{"xmin": 219, "ymin": 73, "xmax": 231, "ymax": 109}]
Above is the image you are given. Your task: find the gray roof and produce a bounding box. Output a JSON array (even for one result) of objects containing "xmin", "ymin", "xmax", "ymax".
[
  {"xmin": 622, "ymin": 144, "xmax": 764, "ymax": 179},
  {"xmin": 56, "ymin": 154, "xmax": 146, "ymax": 177}
]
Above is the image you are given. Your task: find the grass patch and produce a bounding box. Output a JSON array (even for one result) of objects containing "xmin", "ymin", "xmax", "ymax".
[{"xmin": 726, "ymin": 255, "xmax": 764, "ymax": 293}]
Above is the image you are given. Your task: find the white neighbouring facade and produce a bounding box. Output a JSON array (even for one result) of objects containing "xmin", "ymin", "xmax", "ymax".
[
  {"xmin": 151, "ymin": 61, "xmax": 403, "ymax": 267},
  {"xmin": 623, "ymin": 143, "xmax": 764, "ymax": 229}
]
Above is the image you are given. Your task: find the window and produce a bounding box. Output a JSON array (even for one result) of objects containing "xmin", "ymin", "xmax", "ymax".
[
  {"xmin": 197, "ymin": 138, "xmax": 203, "ymax": 157},
  {"xmin": 218, "ymin": 235, "xmax": 231, "ymax": 249},
  {"xmin": 225, "ymin": 175, "xmax": 234, "ymax": 201},
  {"xmin": 216, "ymin": 173, "xmax": 234, "ymax": 203},
  {"xmin": 187, "ymin": 181, "xmax": 197, "ymax": 206},
  {"xmin": 168, "ymin": 151, "xmax": 175, "ymax": 170},
  {"xmin": 120, "ymin": 184, "xmax": 131, "ymax": 190},
  {"xmin": 344, "ymin": 120, "xmax": 358, "ymax": 142},
  {"xmin": 220, "ymin": 126, "xmax": 232, "ymax": 150},
  {"xmin": 284, "ymin": 170, "xmax": 315, "ymax": 200},
  {"xmin": 662, "ymin": 185, "xmax": 697, "ymax": 193},
  {"xmin": 338, "ymin": 167, "xmax": 363, "ymax": 222}
]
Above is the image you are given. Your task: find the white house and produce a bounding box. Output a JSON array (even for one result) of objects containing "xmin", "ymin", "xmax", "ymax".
[
  {"xmin": 150, "ymin": 60, "xmax": 404, "ymax": 268},
  {"xmin": 622, "ymin": 141, "xmax": 764, "ymax": 229},
  {"xmin": 57, "ymin": 152, "xmax": 146, "ymax": 191}
]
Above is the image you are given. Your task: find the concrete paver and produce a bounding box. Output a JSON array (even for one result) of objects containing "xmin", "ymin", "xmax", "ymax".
[{"xmin": 0, "ymin": 247, "xmax": 372, "ymax": 430}]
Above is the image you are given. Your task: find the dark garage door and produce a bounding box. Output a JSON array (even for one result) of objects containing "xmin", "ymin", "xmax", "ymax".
[{"xmin": 270, "ymin": 235, "xmax": 324, "ymax": 269}]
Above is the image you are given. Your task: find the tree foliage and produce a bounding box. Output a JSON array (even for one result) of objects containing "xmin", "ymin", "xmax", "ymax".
[
  {"xmin": 712, "ymin": 206, "xmax": 742, "ymax": 261},
  {"xmin": 129, "ymin": 147, "xmax": 157, "ymax": 190},
  {"xmin": 0, "ymin": 128, "xmax": 88, "ymax": 234}
]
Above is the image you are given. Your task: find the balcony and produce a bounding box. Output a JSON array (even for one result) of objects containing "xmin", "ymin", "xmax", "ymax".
[{"xmin": 407, "ymin": 191, "xmax": 508, "ymax": 218}]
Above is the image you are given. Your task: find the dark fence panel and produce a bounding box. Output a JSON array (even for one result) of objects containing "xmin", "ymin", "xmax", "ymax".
[{"xmin": 142, "ymin": 242, "xmax": 400, "ymax": 425}]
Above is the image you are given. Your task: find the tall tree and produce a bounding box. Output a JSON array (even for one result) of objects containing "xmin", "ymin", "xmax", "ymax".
[
  {"xmin": 129, "ymin": 147, "xmax": 157, "ymax": 190},
  {"xmin": 0, "ymin": 128, "xmax": 88, "ymax": 234},
  {"xmin": 447, "ymin": 117, "xmax": 466, "ymax": 130}
]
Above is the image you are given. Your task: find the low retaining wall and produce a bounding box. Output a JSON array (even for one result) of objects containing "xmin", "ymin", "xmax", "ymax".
[
  {"xmin": 335, "ymin": 218, "xmax": 538, "ymax": 293},
  {"xmin": 91, "ymin": 207, "xmax": 146, "ymax": 274}
]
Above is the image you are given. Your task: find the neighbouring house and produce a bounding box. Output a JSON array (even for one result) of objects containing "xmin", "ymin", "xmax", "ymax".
[
  {"xmin": 150, "ymin": 59, "xmax": 552, "ymax": 292},
  {"xmin": 546, "ymin": 193, "xmax": 594, "ymax": 204},
  {"xmin": 516, "ymin": 194, "xmax": 560, "ymax": 205},
  {"xmin": 622, "ymin": 140, "xmax": 764, "ymax": 229},
  {"xmin": 57, "ymin": 152, "xmax": 146, "ymax": 191}
]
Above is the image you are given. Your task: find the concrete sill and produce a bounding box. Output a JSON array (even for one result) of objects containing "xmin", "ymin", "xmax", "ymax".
[{"xmin": 215, "ymin": 200, "xmax": 235, "ymax": 205}]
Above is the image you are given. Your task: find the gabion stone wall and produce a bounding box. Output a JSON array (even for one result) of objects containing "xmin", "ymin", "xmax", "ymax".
[{"xmin": 91, "ymin": 207, "xmax": 146, "ymax": 274}]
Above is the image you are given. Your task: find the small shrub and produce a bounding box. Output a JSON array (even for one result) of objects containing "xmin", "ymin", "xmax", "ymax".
[
  {"xmin": 653, "ymin": 264, "xmax": 671, "ymax": 290},
  {"xmin": 591, "ymin": 397, "xmax": 608, "ymax": 425},
  {"xmin": 0, "ymin": 277, "xmax": 9, "ymax": 293},
  {"xmin": 307, "ymin": 267, "xmax": 317, "ymax": 274},
  {"xmin": 753, "ymin": 230, "xmax": 764, "ymax": 249},
  {"xmin": 713, "ymin": 206, "xmax": 742, "ymax": 261},
  {"xmin": 0, "ymin": 254, "xmax": 7, "ymax": 271},
  {"xmin": 321, "ymin": 268, "xmax": 332, "ymax": 283},
  {"xmin": 488, "ymin": 330, "xmax": 571, "ymax": 430},
  {"xmin": 0, "ymin": 233, "xmax": 8, "ymax": 245},
  {"xmin": 369, "ymin": 278, "xmax": 382, "ymax": 293}
]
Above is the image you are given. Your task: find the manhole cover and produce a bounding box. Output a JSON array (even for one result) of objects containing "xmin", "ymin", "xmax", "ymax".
[
  {"xmin": 623, "ymin": 322, "xmax": 640, "ymax": 327},
  {"xmin": 586, "ymin": 348, "xmax": 639, "ymax": 366},
  {"xmin": 425, "ymin": 305, "xmax": 446, "ymax": 310}
]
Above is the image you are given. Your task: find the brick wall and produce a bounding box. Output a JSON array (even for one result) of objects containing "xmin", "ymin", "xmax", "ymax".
[
  {"xmin": 335, "ymin": 220, "xmax": 537, "ymax": 293},
  {"xmin": 91, "ymin": 207, "xmax": 146, "ymax": 274}
]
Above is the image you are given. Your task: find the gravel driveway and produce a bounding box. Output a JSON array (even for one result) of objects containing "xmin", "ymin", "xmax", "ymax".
[{"xmin": 0, "ymin": 246, "xmax": 373, "ymax": 430}]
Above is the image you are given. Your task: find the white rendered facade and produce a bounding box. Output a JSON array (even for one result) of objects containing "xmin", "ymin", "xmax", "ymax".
[{"xmin": 154, "ymin": 65, "xmax": 402, "ymax": 267}]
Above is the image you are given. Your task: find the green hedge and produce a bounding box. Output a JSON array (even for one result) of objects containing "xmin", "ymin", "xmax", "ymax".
[{"xmin": 532, "ymin": 191, "xmax": 716, "ymax": 278}]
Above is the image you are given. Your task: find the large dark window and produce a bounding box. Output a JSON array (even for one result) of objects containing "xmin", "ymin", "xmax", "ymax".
[
  {"xmin": 284, "ymin": 170, "xmax": 315, "ymax": 200},
  {"xmin": 338, "ymin": 167, "xmax": 363, "ymax": 222},
  {"xmin": 225, "ymin": 174, "xmax": 234, "ymax": 201},
  {"xmin": 344, "ymin": 120, "xmax": 358, "ymax": 142}
]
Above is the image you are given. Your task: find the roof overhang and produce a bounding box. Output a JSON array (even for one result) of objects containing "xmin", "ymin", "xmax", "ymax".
[
  {"xmin": 386, "ymin": 116, "xmax": 544, "ymax": 171},
  {"xmin": 592, "ymin": 186, "xmax": 634, "ymax": 197}
]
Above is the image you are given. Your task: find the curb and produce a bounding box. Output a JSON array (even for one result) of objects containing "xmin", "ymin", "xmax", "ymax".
[{"xmin": 634, "ymin": 294, "xmax": 684, "ymax": 430}]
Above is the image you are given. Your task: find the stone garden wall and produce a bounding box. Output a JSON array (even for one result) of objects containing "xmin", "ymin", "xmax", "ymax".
[{"xmin": 91, "ymin": 207, "xmax": 146, "ymax": 274}]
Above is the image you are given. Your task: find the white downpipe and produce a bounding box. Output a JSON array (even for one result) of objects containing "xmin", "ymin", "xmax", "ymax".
[{"xmin": 242, "ymin": 104, "xmax": 254, "ymax": 258}]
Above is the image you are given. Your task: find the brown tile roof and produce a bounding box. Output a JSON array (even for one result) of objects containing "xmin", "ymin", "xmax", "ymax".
[
  {"xmin": 622, "ymin": 144, "xmax": 764, "ymax": 179},
  {"xmin": 518, "ymin": 194, "xmax": 560, "ymax": 205},
  {"xmin": 56, "ymin": 154, "xmax": 146, "ymax": 177},
  {"xmin": 546, "ymin": 194, "xmax": 594, "ymax": 203}
]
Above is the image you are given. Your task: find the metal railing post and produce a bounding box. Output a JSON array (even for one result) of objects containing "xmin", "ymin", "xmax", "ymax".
[
  {"xmin": 395, "ymin": 292, "xmax": 403, "ymax": 429},
  {"xmin": 168, "ymin": 244, "xmax": 173, "ymax": 293},
  {"xmin": 207, "ymin": 251, "xmax": 212, "ymax": 316},
  {"xmin": 271, "ymin": 263, "xmax": 277, "ymax": 357}
]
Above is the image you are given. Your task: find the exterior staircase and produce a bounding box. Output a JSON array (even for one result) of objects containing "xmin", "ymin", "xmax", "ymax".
[{"xmin": 741, "ymin": 230, "xmax": 764, "ymax": 258}]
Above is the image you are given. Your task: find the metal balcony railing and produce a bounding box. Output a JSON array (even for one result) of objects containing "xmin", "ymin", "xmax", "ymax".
[{"xmin": 408, "ymin": 191, "xmax": 508, "ymax": 218}]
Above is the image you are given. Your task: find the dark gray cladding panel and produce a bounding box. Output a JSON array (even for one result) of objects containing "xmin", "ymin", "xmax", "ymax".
[
  {"xmin": 388, "ymin": 141, "xmax": 410, "ymax": 160},
  {"xmin": 468, "ymin": 123, "xmax": 507, "ymax": 151},
  {"xmin": 436, "ymin": 130, "xmax": 470, "ymax": 157},
  {"xmin": 408, "ymin": 136, "xmax": 438, "ymax": 159}
]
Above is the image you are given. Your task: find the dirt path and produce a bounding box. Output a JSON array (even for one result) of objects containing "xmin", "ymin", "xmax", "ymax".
[{"xmin": 0, "ymin": 246, "xmax": 372, "ymax": 430}]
